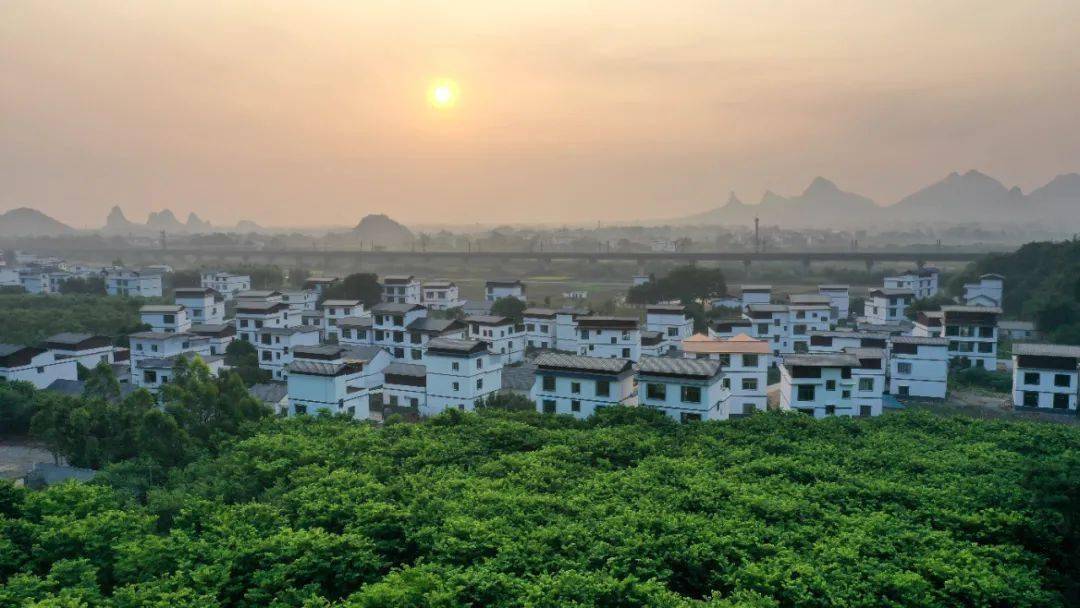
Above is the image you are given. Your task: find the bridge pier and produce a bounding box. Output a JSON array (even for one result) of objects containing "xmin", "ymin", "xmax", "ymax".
[{"xmin": 865, "ymin": 258, "xmax": 875, "ymax": 272}]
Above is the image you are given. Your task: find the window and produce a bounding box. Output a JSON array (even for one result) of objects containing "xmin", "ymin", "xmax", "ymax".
[
  {"xmin": 979, "ymin": 326, "xmax": 994, "ymax": 338},
  {"xmin": 452, "ymin": 361, "xmax": 460, "ymax": 371},
  {"xmin": 1023, "ymin": 391, "xmax": 1039, "ymax": 407},
  {"xmin": 476, "ymin": 358, "xmax": 483, "ymax": 369},
  {"xmin": 36, "ymin": 366, "xmax": 45, "ymax": 374},
  {"xmin": 411, "ymin": 350, "xmax": 422, "ymax": 361},
  {"xmin": 797, "ymin": 385, "xmax": 815, "ymax": 401},
  {"xmin": 543, "ymin": 400, "xmax": 556, "ymax": 414},
  {"xmin": 646, "ymin": 383, "xmax": 667, "ymax": 400},
  {"xmin": 388, "ymin": 395, "xmax": 399, "ymax": 406},
  {"xmin": 841, "ymin": 390, "xmax": 851, "ymax": 399},
  {"xmin": 571, "ymin": 400, "xmax": 581, "ymax": 412},
  {"xmin": 757, "ymin": 323, "xmax": 769, "ymax": 334},
  {"xmin": 596, "ymin": 380, "xmax": 610, "ymax": 397},
  {"xmin": 858, "ymin": 378, "xmax": 874, "ymax": 391},
  {"xmin": 717, "ymin": 354, "xmax": 731, "ymax": 367},
  {"xmin": 898, "ymin": 385, "xmax": 909, "ymax": 397},
  {"xmin": 668, "ymin": 381, "xmax": 700, "ymax": 404},
  {"xmin": 742, "ymin": 378, "xmax": 757, "ymax": 391},
  {"xmin": 977, "ymin": 342, "xmax": 993, "ymax": 353},
  {"xmin": 680, "ymin": 412, "xmax": 702, "ymax": 423},
  {"xmin": 742, "ymin": 354, "xmax": 758, "ymax": 367},
  {"xmin": 571, "ymin": 382, "xmax": 581, "ymax": 394},
  {"xmin": 476, "ymin": 379, "xmax": 483, "ymax": 389},
  {"xmin": 580, "ymin": 329, "xmax": 590, "ymax": 339},
  {"xmin": 897, "ymin": 362, "xmax": 912, "ymax": 375},
  {"xmin": 452, "ymin": 382, "xmax": 460, "ymax": 391},
  {"xmin": 1024, "ymin": 372, "xmax": 1040, "ymax": 386},
  {"xmin": 826, "ymin": 379, "xmax": 836, "ymax": 391},
  {"xmin": 825, "ymin": 405, "xmax": 836, "ymax": 415},
  {"xmin": 542, "ymin": 376, "xmax": 556, "ymax": 391},
  {"xmin": 622, "ymin": 348, "xmax": 630, "ymax": 358},
  {"xmin": 1055, "ymin": 374, "xmax": 1072, "ymax": 388},
  {"xmin": 1053, "ymin": 393, "xmax": 1069, "ymax": 409},
  {"xmin": 667, "ymin": 327, "xmax": 678, "ymax": 337}
]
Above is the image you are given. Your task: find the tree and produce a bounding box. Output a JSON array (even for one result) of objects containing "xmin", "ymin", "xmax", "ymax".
[
  {"xmin": 490, "ymin": 297, "xmax": 526, "ymax": 324},
  {"xmin": 224, "ymin": 339, "xmax": 271, "ymax": 386},
  {"xmin": 59, "ymin": 277, "xmax": 106, "ymax": 295},
  {"xmin": 288, "ymin": 267, "xmax": 312, "ymax": 288},
  {"xmin": 322, "ymin": 273, "xmax": 383, "ymax": 308},
  {"xmin": 83, "ymin": 360, "xmax": 122, "ymax": 403},
  {"xmin": 627, "ymin": 265, "xmax": 726, "ymax": 305},
  {"xmin": 0, "ymin": 380, "xmax": 39, "ymax": 436}
]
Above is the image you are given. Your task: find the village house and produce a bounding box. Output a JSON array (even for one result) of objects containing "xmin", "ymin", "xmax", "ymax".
[
  {"xmin": 421, "ymin": 279, "xmax": 464, "ymax": 310},
  {"xmin": 485, "ymin": 279, "xmax": 526, "ymax": 302},
  {"xmin": 302, "ymin": 276, "xmax": 339, "ymax": 296},
  {"xmin": 383, "ymin": 362, "xmax": 428, "ymax": 412},
  {"xmin": 788, "ymin": 294, "xmax": 833, "ymax": 353},
  {"xmin": 531, "ymin": 353, "xmax": 636, "ymax": 419},
  {"xmin": 638, "ymin": 357, "xmax": 725, "ymax": 422},
  {"xmin": 0, "ymin": 344, "xmax": 78, "ymax": 389},
  {"xmin": 200, "ymin": 272, "xmax": 251, "ymax": 300},
  {"xmin": 234, "ymin": 292, "xmax": 297, "ymax": 343},
  {"xmin": 104, "ymin": 269, "xmax": 162, "ymax": 298},
  {"xmin": 370, "ymin": 303, "xmax": 467, "ymax": 362},
  {"xmin": 336, "ymin": 316, "xmax": 374, "ymax": 346},
  {"xmin": 133, "ymin": 352, "xmax": 224, "ymax": 393},
  {"xmin": 681, "ymin": 334, "xmax": 770, "ymax": 416},
  {"xmin": 523, "ymin": 308, "xmax": 558, "ymax": 350},
  {"xmin": 44, "ymin": 333, "xmax": 120, "ymax": 369},
  {"xmin": 286, "ymin": 345, "xmax": 391, "ymax": 419},
  {"xmin": 743, "ymin": 304, "xmax": 791, "ymax": 356},
  {"xmin": 963, "ymin": 274, "xmax": 1005, "ymax": 307},
  {"xmin": 740, "ymin": 285, "xmax": 772, "ymax": 309},
  {"xmin": 318, "ymin": 299, "xmax": 366, "ymax": 342},
  {"xmin": 189, "ymin": 323, "xmax": 236, "ymax": 356},
  {"xmin": 577, "ymin": 316, "xmax": 641, "ymax": 361},
  {"xmin": 999, "ymin": 320, "xmax": 1039, "ymax": 342},
  {"xmin": 940, "ymin": 305, "xmax": 1001, "ymax": 369},
  {"xmin": 640, "ymin": 331, "xmax": 665, "ymax": 358},
  {"xmin": 888, "ymin": 335, "xmax": 949, "ymax": 399},
  {"xmin": 817, "ymin": 284, "xmax": 850, "ymax": 320},
  {"xmin": 808, "ymin": 330, "xmax": 889, "ymax": 353},
  {"xmin": 140, "ymin": 304, "xmax": 192, "ymax": 334},
  {"xmin": 883, "ymin": 268, "xmax": 939, "ymax": 299},
  {"xmin": 645, "ymin": 304, "xmax": 694, "ymax": 354},
  {"xmin": 381, "ymin": 275, "xmax": 423, "ymax": 305},
  {"xmin": 281, "ymin": 289, "xmax": 319, "ymax": 313},
  {"xmin": 465, "ymin": 315, "xmax": 525, "ymax": 364},
  {"xmin": 423, "ymin": 337, "xmax": 503, "ymax": 415},
  {"xmin": 1011, "ymin": 343, "xmax": 1080, "ymax": 412},
  {"xmin": 18, "ymin": 269, "xmax": 51, "ymax": 294},
  {"xmin": 863, "ymin": 288, "xmax": 914, "ymax": 325},
  {"xmin": 174, "ymin": 288, "xmax": 226, "ymax": 325},
  {"xmin": 778, "ymin": 351, "xmax": 885, "ymax": 418},
  {"xmin": 256, "ymin": 326, "xmax": 321, "ymax": 380}
]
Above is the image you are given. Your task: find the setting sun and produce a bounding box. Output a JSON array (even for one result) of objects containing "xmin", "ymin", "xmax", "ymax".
[{"xmin": 428, "ymin": 79, "xmax": 458, "ymax": 109}]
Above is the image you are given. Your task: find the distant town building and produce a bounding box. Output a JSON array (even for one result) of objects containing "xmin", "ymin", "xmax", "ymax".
[
  {"xmin": 817, "ymin": 284, "xmax": 850, "ymax": 320},
  {"xmin": 1011, "ymin": 343, "xmax": 1080, "ymax": 412},
  {"xmin": 888, "ymin": 335, "xmax": 949, "ymax": 399},
  {"xmin": 963, "ymin": 274, "xmax": 1004, "ymax": 308},
  {"xmin": 381, "ymin": 275, "xmax": 422, "ymax": 305},
  {"xmin": 200, "ymin": 272, "xmax": 251, "ymax": 300},
  {"xmin": 485, "ymin": 279, "xmax": 526, "ymax": 302},
  {"xmin": 863, "ymin": 288, "xmax": 913, "ymax": 325}
]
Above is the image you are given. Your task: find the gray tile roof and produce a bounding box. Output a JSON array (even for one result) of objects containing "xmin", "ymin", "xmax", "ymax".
[
  {"xmin": 320, "ymin": 299, "xmax": 361, "ymax": 307},
  {"xmin": 44, "ymin": 332, "xmax": 98, "ymax": 345},
  {"xmin": 1013, "ymin": 343, "xmax": 1080, "ymax": 358},
  {"xmin": 941, "ymin": 305, "xmax": 1003, "ymax": 314},
  {"xmin": 372, "ymin": 302, "xmax": 424, "ymax": 313},
  {"xmin": 140, "ymin": 304, "xmax": 184, "ymax": 313},
  {"xmin": 501, "ymin": 363, "xmax": 537, "ymax": 391},
  {"xmin": 287, "ymin": 360, "xmax": 351, "ymax": 376},
  {"xmin": 523, "ymin": 308, "xmax": 558, "ymax": 318},
  {"xmin": 384, "ymin": 362, "xmax": 427, "ymax": 378},
  {"xmin": 407, "ymin": 318, "xmax": 464, "ymax": 333},
  {"xmin": 890, "ymin": 335, "xmax": 948, "ymax": 345},
  {"xmin": 533, "ymin": 353, "xmax": 632, "ymax": 374},
  {"xmin": 337, "ymin": 316, "xmax": 374, "ymax": 328},
  {"xmin": 810, "ymin": 330, "xmax": 890, "ymax": 340},
  {"xmin": 426, "ymin": 337, "xmax": 487, "ymax": 355},
  {"xmin": 789, "ymin": 294, "xmax": 831, "ymax": 305},
  {"xmin": 747, "ymin": 304, "xmax": 789, "ymax": 313},
  {"xmin": 782, "ymin": 353, "xmax": 861, "ymax": 368},
  {"xmin": 259, "ymin": 326, "xmax": 320, "ymax": 336},
  {"xmin": 740, "ymin": 284, "xmax": 772, "ymax": 291},
  {"xmin": 869, "ymin": 288, "xmax": 914, "ymax": 297},
  {"xmin": 248, "ymin": 382, "xmax": 288, "ymax": 404},
  {"xmin": 637, "ymin": 356, "xmax": 720, "ymax": 378},
  {"xmin": 466, "ymin": 315, "xmax": 512, "ymax": 325},
  {"xmin": 129, "ymin": 331, "xmax": 200, "ymax": 340}
]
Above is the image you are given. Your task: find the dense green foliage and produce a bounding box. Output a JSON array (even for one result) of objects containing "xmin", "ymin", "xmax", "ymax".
[
  {"xmin": 0, "ymin": 295, "xmax": 147, "ymax": 346},
  {"xmin": 322, "ymin": 273, "xmax": 383, "ymax": 308},
  {"xmin": 0, "ymin": 380, "xmax": 38, "ymax": 436},
  {"xmin": 2, "ymin": 408, "xmax": 1078, "ymax": 606},
  {"xmin": 628, "ymin": 266, "xmax": 727, "ymax": 306},
  {"xmin": 952, "ymin": 239, "xmax": 1080, "ymax": 343},
  {"xmin": 58, "ymin": 276, "xmax": 106, "ymax": 296},
  {"xmin": 490, "ymin": 296, "xmax": 527, "ymax": 324},
  {"xmin": 223, "ymin": 340, "xmax": 271, "ymax": 387},
  {"xmin": 950, "ymin": 367, "xmax": 1013, "ymax": 393}
]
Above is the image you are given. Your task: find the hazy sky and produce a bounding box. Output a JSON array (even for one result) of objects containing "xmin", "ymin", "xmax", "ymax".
[{"xmin": 2, "ymin": 0, "xmax": 1079, "ymax": 227}]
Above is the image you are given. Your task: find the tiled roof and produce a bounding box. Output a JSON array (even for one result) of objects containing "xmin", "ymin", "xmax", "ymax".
[
  {"xmin": 523, "ymin": 308, "xmax": 558, "ymax": 318},
  {"xmin": 466, "ymin": 315, "xmax": 512, "ymax": 325},
  {"xmin": 1013, "ymin": 343, "xmax": 1080, "ymax": 358},
  {"xmin": 789, "ymin": 294, "xmax": 831, "ymax": 305},
  {"xmin": 407, "ymin": 318, "xmax": 465, "ymax": 334},
  {"xmin": 320, "ymin": 299, "xmax": 362, "ymax": 307},
  {"xmin": 941, "ymin": 305, "xmax": 1003, "ymax": 314},
  {"xmin": 782, "ymin": 353, "xmax": 860, "ymax": 368},
  {"xmin": 501, "ymin": 363, "xmax": 537, "ymax": 391},
  {"xmin": 384, "ymin": 362, "xmax": 427, "ymax": 378},
  {"xmin": 426, "ymin": 337, "xmax": 488, "ymax": 355},
  {"xmin": 140, "ymin": 304, "xmax": 183, "ymax": 313},
  {"xmin": 337, "ymin": 316, "xmax": 374, "ymax": 328},
  {"xmin": 43, "ymin": 332, "xmax": 98, "ymax": 345},
  {"xmin": 746, "ymin": 304, "xmax": 788, "ymax": 313},
  {"xmin": 533, "ymin": 353, "xmax": 632, "ymax": 374},
  {"xmin": 372, "ymin": 302, "xmax": 424, "ymax": 313},
  {"xmin": 890, "ymin": 335, "xmax": 947, "ymax": 345},
  {"xmin": 740, "ymin": 284, "xmax": 771, "ymax": 291},
  {"xmin": 638, "ymin": 356, "xmax": 720, "ymax": 378}
]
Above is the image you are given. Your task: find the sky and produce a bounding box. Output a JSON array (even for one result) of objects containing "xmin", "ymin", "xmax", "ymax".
[{"xmin": 2, "ymin": 0, "xmax": 1079, "ymax": 228}]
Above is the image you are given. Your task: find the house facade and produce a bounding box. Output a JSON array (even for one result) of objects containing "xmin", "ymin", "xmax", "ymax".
[
  {"xmin": 577, "ymin": 316, "xmax": 641, "ymax": 361},
  {"xmin": 485, "ymin": 279, "xmax": 526, "ymax": 302},
  {"xmin": 531, "ymin": 353, "xmax": 635, "ymax": 419},
  {"xmin": 381, "ymin": 275, "xmax": 422, "ymax": 305},
  {"xmin": 864, "ymin": 289, "xmax": 913, "ymax": 325},
  {"xmin": 465, "ymin": 315, "xmax": 525, "ymax": 364},
  {"xmin": 888, "ymin": 335, "xmax": 949, "ymax": 399},
  {"xmin": 0, "ymin": 344, "xmax": 78, "ymax": 389},
  {"xmin": 638, "ymin": 357, "xmax": 725, "ymax": 422},
  {"xmin": 421, "ymin": 280, "xmax": 464, "ymax": 310},
  {"xmin": 174, "ymin": 288, "xmax": 226, "ymax": 325},
  {"xmin": 200, "ymin": 272, "xmax": 251, "ymax": 300},
  {"xmin": 1011, "ymin": 343, "xmax": 1080, "ymax": 412},
  {"xmin": 645, "ymin": 304, "xmax": 694, "ymax": 355},
  {"xmin": 423, "ymin": 338, "xmax": 503, "ymax": 415}
]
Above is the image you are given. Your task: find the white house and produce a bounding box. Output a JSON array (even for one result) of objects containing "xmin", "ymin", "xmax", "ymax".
[
  {"xmin": 200, "ymin": 272, "xmax": 251, "ymax": 300},
  {"xmin": 18, "ymin": 269, "xmax": 51, "ymax": 294},
  {"xmin": 174, "ymin": 288, "xmax": 225, "ymax": 325},
  {"xmin": 105, "ymin": 269, "xmax": 162, "ymax": 298},
  {"xmin": 318, "ymin": 299, "xmax": 366, "ymax": 342},
  {"xmin": 44, "ymin": 333, "xmax": 119, "ymax": 369},
  {"xmin": 302, "ymin": 277, "xmax": 339, "ymax": 296},
  {"xmin": 708, "ymin": 318, "xmax": 755, "ymax": 340},
  {"xmin": 383, "ymin": 362, "xmax": 428, "ymax": 411},
  {"xmin": 140, "ymin": 304, "xmax": 192, "ymax": 334},
  {"xmin": 421, "ymin": 280, "xmax": 464, "ymax": 310},
  {"xmin": 778, "ymin": 351, "xmax": 884, "ymax": 418},
  {"xmin": 524, "ymin": 308, "xmax": 558, "ymax": 350},
  {"xmin": 787, "ymin": 294, "xmax": 833, "ymax": 353},
  {"xmin": 554, "ymin": 308, "xmax": 584, "ymax": 352},
  {"xmin": 963, "ymin": 274, "xmax": 1004, "ymax": 308},
  {"xmin": 133, "ymin": 352, "xmax": 225, "ymax": 394},
  {"xmin": 884, "ymin": 268, "xmax": 939, "ymax": 300},
  {"xmin": 640, "ymin": 331, "xmax": 665, "ymax": 358},
  {"xmin": 371, "ymin": 303, "xmax": 466, "ymax": 362},
  {"xmin": 286, "ymin": 345, "xmax": 391, "ymax": 419},
  {"xmin": 681, "ymin": 333, "xmax": 770, "ymax": 416},
  {"xmin": 337, "ymin": 316, "xmax": 375, "ymax": 347},
  {"xmin": 941, "ymin": 305, "xmax": 1001, "ymax": 369},
  {"xmin": 888, "ymin": 335, "xmax": 949, "ymax": 399},
  {"xmin": 256, "ymin": 326, "xmax": 321, "ymax": 381},
  {"xmin": 638, "ymin": 357, "xmax": 725, "ymax": 422},
  {"xmin": 577, "ymin": 316, "xmax": 641, "ymax": 361},
  {"xmin": 281, "ymin": 290, "xmax": 319, "ymax": 313},
  {"xmin": 422, "ymin": 337, "xmax": 503, "ymax": 415},
  {"xmin": 999, "ymin": 320, "xmax": 1039, "ymax": 342},
  {"xmin": 645, "ymin": 304, "xmax": 694, "ymax": 355},
  {"xmin": 0, "ymin": 344, "xmax": 78, "ymax": 389},
  {"xmin": 808, "ymin": 330, "xmax": 889, "ymax": 353},
  {"xmin": 817, "ymin": 285, "xmax": 850, "ymax": 320},
  {"xmin": 740, "ymin": 285, "xmax": 772, "ymax": 309},
  {"xmin": 189, "ymin": 323, "xmax": 236, "ymax": 356},
  {"xmin": 381, "ymin": 275, "xmax": 422, "ymax": 305},
  {"xmin": 0, "ymin": 267, "xmax": 20, "ymax": 287},
  {"xmin": 743, "ymin": 304, "xmax": 791, "ymax": 356},
  {"xmin": 1011, "ymin": 343, "xmax": 1080, "ymax": 412},
  {"xmin": 864, "ymin": 288, "xmax": 913, "ymax": 325},
  {"xmin": 465, "ymin": 315, "xmax": 525, "ymax": 364},
  {"xmin": 485, "ymin": 279, "xmax": 526, "ymax": 302},
  {"xmin": 531, "ymin": 353, "xmax": 635, "ymax": 419},
  {"xmin": 235, "ymin": 298, "xmax": 296, "ymax": 344},
  {"xmin": 129, "ymin": 331, "xmax": 211, "ymax": 369}
]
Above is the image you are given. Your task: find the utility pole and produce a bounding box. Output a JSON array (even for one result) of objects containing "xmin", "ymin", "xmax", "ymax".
[
  {"xmin": 754, "ymin": 217, "xmax": 760, "ymax": 253},
  {"xmin": 160, "ymin": 230, "xmax": 167, "ymax": 251}
]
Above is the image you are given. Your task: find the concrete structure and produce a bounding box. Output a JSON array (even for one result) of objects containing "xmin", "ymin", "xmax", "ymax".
[
  {"xmin": 281, "ymin": 290, "xmax": 319, "ymax": 313},
  {"xmin": 421, "ymin": 280, "xmax": 464, "ymax": 310},
  {"xmin": 787, "ymin": 294, "xmax": 833, "ymax": 353},
  {"xmin": 43, "ymin": 333, "xmax": 119, "ymax": 369},
  {"xmin": 864, "ymin": 288, "xmax": 913, "ymax": 325},
  {"xmin": 319, "ymin": 299, "xmax": 366, "ymax": 342},
  {"xmin": 1011, "ymin": 343, "xmax": 1080, "ymax": 412},
  {"xmin": 381, "ymin": 275, "xmax": 422, "ymax": 305},
  {"xmin": 465, "ymin": 315, "xmax": 525, "ymax": 364},
  {"xmin": 645, "ymin": 304, "xmax": 694, "ymax": 355},
  {"xmin": 286, "ymin": 345, "xmax": 391, "ymax": 419},
  {"xmin": 523, "ymin": 308, "xmax": 558, "ymax": 350},
  {"xmin": 190, "ymin": 323, "xmax": 236, "ymax": 356},
  {"xmin": 682, "ymin": 334, "xmax": 771, "ymax": 417},
  {"xmin": 174, "ymin": 288, "xmax": 226, "ymax": 325},
  {"xmin": 422, "ymin": 337, "xmax": 503, "ymax": 415},
  {"xmin": 740, "ymin": 285, "xmax": 771, "ymax": 309},
  {"xmin": 817, "ymin": 284, "xmax": 850, "ymax": 320},
  {"xmin": 0, "ymin": 344, "xmax": 78, "ymax": 389},
  {"xmin": 370, "ymin": 303, "xmax": 467, "ymax": 362},
  {"xmin": 485, "ymin": 279, "xmax": 526, "ymax": 302},
  {"xmin": 531, "ymin": 353, "xmax": 635, "ymax": 419},
  {"xmin": 256, "ymin": 326, "xmax": 321, "ymax": 380},
  {"xmin": 140, "ymin": 304, "xmax": 192, "ymax": 334},
  {"xmin": 884, "ymin": 268, "xmax": 939, "ymax": 300},
  {"xmin": 963, "ymin": 274, "xmax": 1004, "ymax": 308},
  {"xmin": 200, "ymin": 272, "xmax": 251, "ymax": 300},
  {"xmin": 779, "ymin": 351, "xmax": 884, "ymax": 418},
  {"xmin": 577, "ymin": 316, "xmax": 641, "ymax": 361},
  {"xmin": 941, "ymin": 305, "xmax": 1001, "ymax": 369},
  {"xmin": 235, "ymin": 297, "xmax": 296, "ymax": 344},
  {"xmin": 638, "ymin": 357, "xmax": 725, "ymax": 422},
  {"xmin": 105, "ymin": 269, "xmax": 162, "ymax": 297},
  {"xmin": 743, "ymin": 304, "xmax": 791, "ymax": 356},
  {"xmin": 888, "ymin": 335, "xmax": 949, "ymax": 399}
]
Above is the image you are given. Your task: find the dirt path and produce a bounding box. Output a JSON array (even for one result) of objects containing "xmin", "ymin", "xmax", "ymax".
[{"xmin": 0, "ymin": 439, "xmax": 56, "ymax": 481}]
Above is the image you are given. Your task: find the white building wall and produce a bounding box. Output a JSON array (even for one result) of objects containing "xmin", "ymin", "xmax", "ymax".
[
  {"xmin": 0, "ymin": 352, "xmax": 77, "ymax": 389},
  {"xmin": 1012, "ymin": 365, "xmax": 1078, "ymax": 411},
  {"xmin": 530, "ymin": 372, "xmax": 635, "ymax": 419},
  {"xmin": 422, "ymin": 351, "xmax": 502, "ymax": 415},
  {"xmin": 889, "ymin": 345, "xmax": 948, "ymax": 399},
  {"xmin": 645, "ymin": 311, "xmax": 694, "ymax": 354},
  {"xmin": 578, "ymin": 328, "xmax": 641, "ymax": 361}
]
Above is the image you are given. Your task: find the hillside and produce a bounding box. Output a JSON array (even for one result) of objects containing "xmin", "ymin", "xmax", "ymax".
[
  {"xmin": 353, "ymin": 213, "xmax": 414, "ymax": 247},
  {"xmin": 0, "ymin": 207, "xmax": 75, "ymax": 237},
  {"xmin": 2, "ymin": 408, "xmax": 1077, "ymax": 606}
]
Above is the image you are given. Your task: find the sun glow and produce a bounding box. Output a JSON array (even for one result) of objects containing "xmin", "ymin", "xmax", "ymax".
[{"xmin": 428, "ymin": 79, "xmax": 459, "ymax": 109}]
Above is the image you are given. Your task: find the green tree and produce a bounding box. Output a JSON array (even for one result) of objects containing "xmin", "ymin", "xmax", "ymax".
[
  {"xmin": 322, "ymin": 273, "xmax": 383, "ymax": 308},
  {"xmin": 224, "ymin": 339, "xmax": 271, "ymax": 386},
  {"xmin": 490, "ymin": 297, "xmax": 526, "ymax": 324}
]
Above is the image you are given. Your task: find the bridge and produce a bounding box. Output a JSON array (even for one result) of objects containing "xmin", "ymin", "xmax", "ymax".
[{"xmin": 40, "ymin": 246, "xmax": 993, "ymax": 272}]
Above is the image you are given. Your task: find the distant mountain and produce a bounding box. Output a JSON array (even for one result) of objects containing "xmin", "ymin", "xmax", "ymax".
[
  {"xmin": 0, "ymin": 207, "xmax": 76, "ymax": 237},
  {"xmin": 146, "ymin": 209, "xmax": 185, "ymax": 232},
  {"xmin": 103, "ymin": 206, "xmax": 139, "ymax": 234},
  {"xmin": 186, "ymin": 212, "xmax": 212, "ymax": 233},
  {"xmin": 884, "ymin": 170, "xmax": 1024, "ymax": 222},
  {"xmin": 234, "ymin": 219, "xmax": 262, "ymax": 233},
  {"xmin": 353, "ymin": 214, "xmax": 414, "ymax": 247},
  {"xmin": 682, "ymin": 177, "xmax": 881, "ymax": 228},
  {"xmin": 1027, "ymin": 173, "xmax": 1080, "ymax": 219}
]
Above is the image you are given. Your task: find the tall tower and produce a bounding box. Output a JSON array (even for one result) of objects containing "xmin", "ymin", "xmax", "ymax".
[{"xmin": 754, "ymin": 217, "xmax": 760, "ymax": 253}]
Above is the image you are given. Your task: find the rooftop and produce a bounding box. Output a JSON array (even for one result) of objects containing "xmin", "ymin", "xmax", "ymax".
[
  {"xmin": 44, "ymin": 332, "xmax": 100, "ymax": 346},
  {"xmin": 426, "ymin": 337, "xmax": 488, "ymax": 356},
  {"xmin": 683, "ymin": 333, "xmax": 770, "ymax": 354},
  {"xmin": 320, "ymin": 299, "xmax": 362, "ymax": 307},
  {"xmin": 789, "ymin": 294, "xmax": 832, "ymax": 305},
  {"xmin": 372, "ymin": 302, "xmax": 425, "ymax": 314},
  {"xmin": 533, "ymin": 352, "xmax": 632, "ymax": 374},
  {"xmin": 941, "ymin": 305, "xmax": 1003, "ymax": 315},
  {"xmin": 466, "ymin": 315, "xmax": 513, "ymax": 326},
  {"xmin": 782, "ymin": 353, "xmax": 860, "ymax": 368},
  {"xmin": 890, "ymin": 335, "xmax": 948, "ymax": 346},
  {"xmin": 740, "ymin": 284, "xmax": 772, "ymax": 291},
  {"xmin": 638, "ymin": 356, "xmax": 721, "ymax": 379},
  {"xmin": 140, "ymin": 304, "xmax": 183, "ymax": 313},
  {"xmin": 1013, "ymin": 343, "xmax": 1080, "ymax": 359}
]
